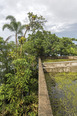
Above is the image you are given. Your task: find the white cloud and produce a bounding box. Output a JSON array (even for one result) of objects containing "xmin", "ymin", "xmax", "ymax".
[{"xmin": 0, "ymin": 0, "xmax": 77, "ymax": 39}]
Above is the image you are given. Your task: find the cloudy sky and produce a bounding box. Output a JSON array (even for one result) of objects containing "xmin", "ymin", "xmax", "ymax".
[{"xmin": 0, "ymin": 0, "xmax": 77, "ymax": 40}]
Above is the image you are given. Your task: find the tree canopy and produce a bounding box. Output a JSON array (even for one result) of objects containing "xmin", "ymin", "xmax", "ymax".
[{"xmin": 23, "ymin": 30, "xmax": 77, "ymax": 57}]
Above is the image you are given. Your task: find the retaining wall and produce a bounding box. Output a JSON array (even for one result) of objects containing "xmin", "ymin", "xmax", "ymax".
[
  {"xmin": 43, "ymin": 61, "xmax": 77, "ymax": 72},
  {"xmin": 38, "ymin": 56, "xmax": 77, "ymax": 116},
  {"xmin": 38, "ymin": 58, "xmax": 53, "ymax": 116}
]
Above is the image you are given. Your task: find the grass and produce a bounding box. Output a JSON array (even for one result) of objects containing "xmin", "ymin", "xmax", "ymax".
[
  {"xmin": 43, "ymin": 59, "xmax": 77, "ymax": 63},
  {"xmin": 45, "ymin": 72, "xmax": 77, "ymax": 116}
]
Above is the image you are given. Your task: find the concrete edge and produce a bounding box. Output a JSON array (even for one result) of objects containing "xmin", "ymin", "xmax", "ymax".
[{"xmin": 38, "ymin": 58, "xmax": 53, "ymax": 116}]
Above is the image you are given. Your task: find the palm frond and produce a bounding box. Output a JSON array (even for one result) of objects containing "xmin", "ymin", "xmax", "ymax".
[
  {"xmin": 2, "ymin": 24, "xmax": 14, "ymax": 31},
  {"xmin": 17, "ymin": 21, "xmax": 22, "ymax": 31},
  {"xmin": 17, "ymin": 21, "xmax": 22, "ymax": 27},
  {"xmin": 18, "ymin": 30, "xmax": 23, "ymax": 35},
  {"xmin": 17, "ymin": 25, "xmax": 26, "ymax": 35},
  {"xmin": 20, "ymin": 25, "xmax": 26, "ymax": 30},
  {"xmin": 6, "ymin": 15, "xmax": 16, "ymax": 22},
  {"xmin": 10, "ymin": 21, "xmax": 22, "ymax": 32},
  {"xmin": 5, "ymin": 34, "xmax": 14, "ymax": 42},
  {"xmin": 10, "ymin": 21, "xmax": 17, "ymax": 31}
]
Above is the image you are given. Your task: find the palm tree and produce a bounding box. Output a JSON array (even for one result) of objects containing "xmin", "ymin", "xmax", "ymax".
[{"xmin": 2, "ymin": 15, "xmax": 25, "ymax": 47}]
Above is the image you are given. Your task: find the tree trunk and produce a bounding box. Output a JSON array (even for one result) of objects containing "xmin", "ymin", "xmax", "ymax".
[
  {"xmin": 24, "ymin": 30, "xmax": 27, "ymax": 39},
  {"xmin": 16, "ymin": 33, "xmax": 18, "ymax": 46},
  {"xmin": 20, "ymin": 44, "xmax": 22, "ymax": 57},
  {"xmin": 15, "ymin": 33, "xmax": 18, "ymax": 54}
]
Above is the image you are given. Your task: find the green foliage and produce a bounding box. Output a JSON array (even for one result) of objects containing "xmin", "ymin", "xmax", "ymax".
[
  {"xmin": 19, "ymin": 36, "xmax": 26, "ymax": 44},
  {"xmin": 0, "ymin": 20, "xmax": 38, "ymax": 115},
  {"xmin": 0, "ymin": 57, "xmax": 38, "ymax": 115},
  {"xmin": 42, "ymin": 32, "xmax": 61, "ymax": 56},
  {"xmin": 24, "ymin": 31, "xmax": 45, "ymax": 57},
  {"xmin": 28, "ymin": 12, "xmax": 46, "ymax": 33},
  {"xmin": 0, "ymin": 33, "xmax": 38, "ymax": 116},
  {"xmin": 58, "ymin": 37, "xmax": 77, "ymax": 56},
  {"xmin": 24, "ymin": 30, "xmax": 77, "ymax": 57},
  {"xmin": 0, "ymin": 37, "xmax": 15, "ymax": 83},
  {"xmin": 1, "ymin": 12, "xmax": 77, "ymax": 116}
]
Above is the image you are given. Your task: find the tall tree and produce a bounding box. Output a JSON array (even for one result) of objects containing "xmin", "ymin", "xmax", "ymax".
[
  {"xmin": 28, "ymin": 12, "xmax": 46, "ymax": 33},
  {"xmin": 23, "ymin": 31, "xmax": 60, "ymax": 57},
  {"xmin": 2, "ymin": 15, "xmax": 25, "ymax": 47},
  {"xmin": 23, "ymin": 12, "xmax": 46, "ymax": 38}
]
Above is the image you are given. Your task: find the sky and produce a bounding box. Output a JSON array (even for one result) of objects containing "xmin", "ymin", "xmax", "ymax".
[{"xmin": 0, "ymin": 0, "xmax": 77, "ymax": 41}]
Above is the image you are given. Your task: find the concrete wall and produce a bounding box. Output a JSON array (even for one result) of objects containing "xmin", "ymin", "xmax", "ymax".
[
  {"xmin": 38, "ymin": 58, "xmax": 53, "ymax": 116},
  {"xmin": 38, "ymin": 56, "xmax": 77, "ymax": 115},
  {"xmin": 43, "ymin": 61, "xmax": 77, "ymax": 72}
]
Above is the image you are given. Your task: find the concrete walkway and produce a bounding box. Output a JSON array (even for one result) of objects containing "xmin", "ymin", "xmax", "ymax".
[{"xmin": 38, "ymin": 58, "xmax": 53, "ymax": 116}]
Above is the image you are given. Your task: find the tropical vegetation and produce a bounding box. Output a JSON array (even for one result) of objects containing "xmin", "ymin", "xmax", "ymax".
[{"xmin": 0, "ymin": 12, "xmax": 77, "ymax": 116}]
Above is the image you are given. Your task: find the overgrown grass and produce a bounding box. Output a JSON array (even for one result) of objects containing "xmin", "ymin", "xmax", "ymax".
[
  {"xmin": 43, "ymin": 59, "xmax": 77, "ymax": 63},
  {"xmin": 45, "ymin": 72, "xmax": 77, "ymax": 116}
]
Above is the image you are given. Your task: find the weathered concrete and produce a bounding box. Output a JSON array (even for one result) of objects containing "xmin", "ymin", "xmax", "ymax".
[
  {"xmin": 38, "ymin": 58, "xmax": 53, "ymax": 116},
  {"xmin": 43, "ymin": 61, "xmax": 77, "ymax": 72}
]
